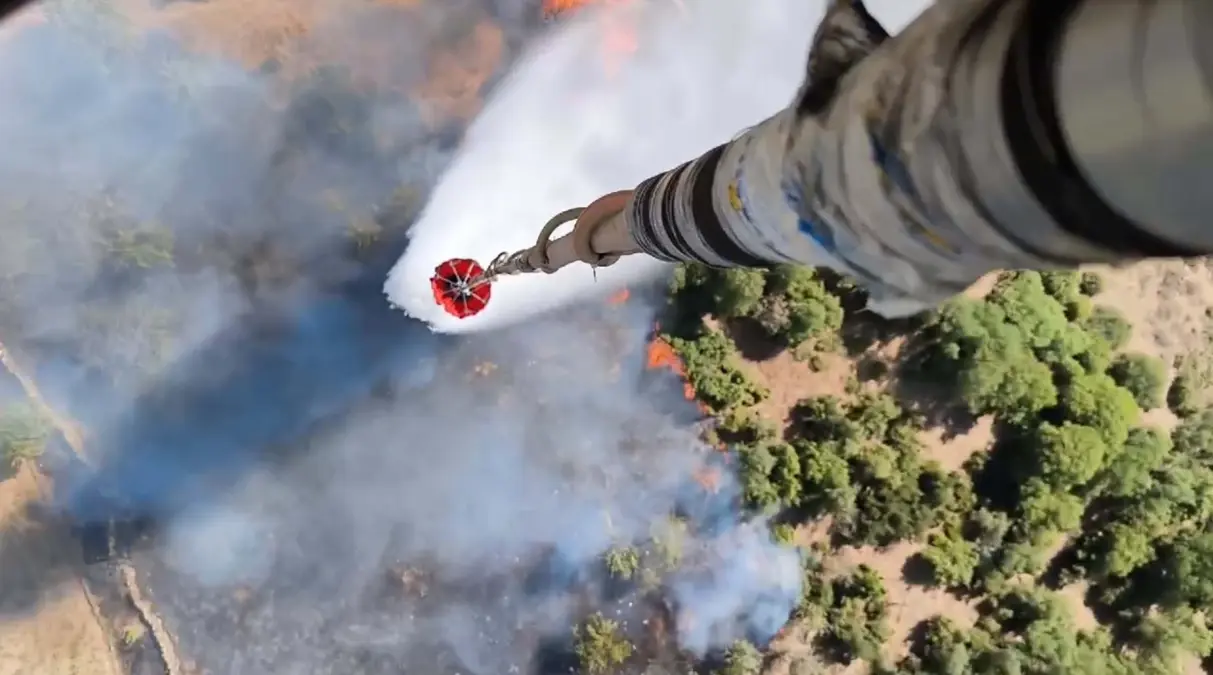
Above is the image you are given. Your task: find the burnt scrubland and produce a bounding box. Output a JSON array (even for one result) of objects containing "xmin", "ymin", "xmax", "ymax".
[{"xmin": 0, "ymin": 2, "xmax": 802, "ymax": 675}]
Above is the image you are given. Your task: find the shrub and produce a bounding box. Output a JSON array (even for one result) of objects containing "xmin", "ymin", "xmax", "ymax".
[
  {"xmin": 603, "ymin": 546, "xmax": 641, "ymax": 580},
  {"xmin": 1168, "ymin": 373, "xmax": 1200, "ymax": 418},
  {"xmin": 575, "ymin": 614, "xmax": 633, "ymax": 675},
  {"xmin": 710, "ymin": 268, "xmax": 766, "ymax": 319},
  {"xmin": 0, "ymin": 403, "xmax": 50, "ymax": 468},
  {"xmin": 1079, "ymin": 271, "xmax": 1105, "ymax": 296},
  {"xmin": 1084, "ymin": 306, "xmax": 1132, "ymax": 351},
  {"xmin": 1040, "ymin": 271, "xmax": 1082, "ymax": 302},
  {"xmin": 1109, "ymin": 353, "xmax": 1167, "ymax": 410}
]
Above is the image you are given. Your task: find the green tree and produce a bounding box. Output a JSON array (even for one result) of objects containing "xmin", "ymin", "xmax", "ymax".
[
  {"xmin": 1084, "ymin": 306, "xmax": 1132, "ymax": 350},
  {"xmin": 920, "ymin": 464, "xmax": 977, "ymax": 532},
  {"xmin": 1079, "ymin": 271, "xmax": 1104, "ymax": 296},
  {"xmin": 0, "ymin": 403, "xmax": 50, "ymax": 468},
  {"xmin": 796, "ymin": 439, "xmax": 857, "ymax": 517},
  {"xmin": 666, "ymin": 263, "xmax": 717, "ymax": 328},
  {"xmin": 969, "ymin": 507, "xmax": 1013, "ymax": 561},
  {"xmin": 1133, "ymin": 607, "xmax": 1213, "ymax": 674},
  {"xmin": 824, "ymin": 566, "xmax": 890, "ymax": 664},
  {"xmin": 1167, "ymin": 372, "xmax": 1200, "ymax": 418},
  {"xmin": 1034, "ymin": 422, "xmax": 1109, "ymax": 489},
  {"xmin": 1165, "ymin": 532, "xmax": 1213, "ymax": 608},
  {"xmin": 924, "ymin": 280, "xmax": 1066, "ymax": 421},
  {"xmin": 848, "ymin": 471, "xmax": 936, "ymax": 547},
  {"xmin": 909, "ymin": 617, "xmax": 972, "ymax": 675},
  {"xmin": 603, "ymin": 546, "xmax": 641, "ymax": 580},
  {"xmin": 668, "ymin": 262, "xmax": 711, "ymax": 297},
  {"xmin": 670, "ymin": 330, "xmax": 768, "ymax": 411},
  {"xmin": 719, "ymin": 639, "xmax": 763, "ymax": 675},
  {"xmin": 848, "ymin": 391, "xmax": 902, "ymax": 441},
  {"xmin": 987, "ymin": 271, "xmax": 1072, "ymax": 350},
  {"xmin": 574, "ymin": 613, "xmax": 633, "ymax": 675},
  {"xmin": 921, "ymin": 531, "xmax": 979, "ymax": 588},
  {"xmin": 977, "ymin": 588, "xmax": 1132, "ymax": 674},
  {"xmin": 1171, "ymin": 409, "xmax": 1213, "ymax": 462},
  {"xmin": 738, "ymin": 441, "xmax": 802, "ymax": 510},
  {"xmin": 1077, "ymin": 334, "xmax": 1113, "ymax": 374},
  {"xmin": 796, "ymin": 556, "xmax": 835, "ymax": 627},
  {"xmin": 1064, "ymin": 295, "xmax": 1093, "ymax": 322},
  {"xmin": 650, "ymin": 516, "xmax": 688, "ymax": 571},
  {"xmin": 753, "ymin": 294, "xmax": 791, "ymax": 339},
  {"xmin": 715, "ymin": 408, "xmax": 778, "ymax": 444},
  {"xmin": 759, "ymin": 267, "xmax": 843, "ymax": 347},
  {"xmin": 1100, "ymin": 521, "xmax": 1157, "ymax": 578},
  {"xmin": 1058, "ymin": 373, "xmax": 1140, "ymax": 448},
  {"xmin": 1097, "ymin": 426, "xmax": 1172, "ymax": 498},
  {"xmin": 924, "ymin": 297, "xmax": 1006, "ymax": 368},
  {"xmin": 102, "ymin": 226, "xmax": 175, "ymax": 270},
  {"xmin": 1040, "ymin": 271, "xmax": 1082, "ymax": 303},
  {"xmin": 1109, "ymin": 353, "xmax": 1167, "ymax": 410},
  {"xmin": 710, "ymin": 268, "xmax": 767, "ymax": 319},
  {"xmin": 771, "ymin": 522, "xmax": 797, "ymax": 547},
  {"xmin": 958, "ymin": 327, "xmax": 1057, "ymax": 422},
  {"xmin": 1018, "ymin": 479, "xmax": 1084, "ymax": 536},
  {"xmin": 790, "ymin": 395, "xmax": 857, "ymax": 442}
]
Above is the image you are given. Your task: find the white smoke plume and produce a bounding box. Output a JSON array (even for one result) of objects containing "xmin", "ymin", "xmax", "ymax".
[
  {"xmin": 385, "ymin": 0, "xmax": 927, "ymax": 334},
  {"xmin": 0, "ymin": 1, "xmax": 924, "ymax": 675}
]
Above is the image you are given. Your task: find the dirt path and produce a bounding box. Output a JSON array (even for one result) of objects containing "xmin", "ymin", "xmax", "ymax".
[
  {"xmin": 0, "ymin": 341, "xmax": 184, "ymax": 675},
  {"xmin": 0, "ymin": 463, "xmax": 123, "ymax": 675},
  {"xmin": 828, "ymin": 542, "xmax": 980, "ymax": 662},
  {"xmin": 121, "ymin": 564, "xmax": 185, "ymax": 675}
]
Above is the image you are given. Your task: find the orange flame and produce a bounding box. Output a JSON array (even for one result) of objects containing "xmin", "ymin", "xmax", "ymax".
[
  {"xmin": 541, "ymin": 0, "xmax": 638, "ymax": 77},
  {"xmin": 607, "ymin": 288, "xmax": 630, "ymax": 305},
  {"xmin": 541, "ymin": 0, "xmax": 595, "ymax": 16},
  {"xmin": 645, "ymin": 336, "xmax": 695, "ymax": 401},
  {"xmin": 693, "ymin": 465, "xmax": 722, "ymax": 493}
]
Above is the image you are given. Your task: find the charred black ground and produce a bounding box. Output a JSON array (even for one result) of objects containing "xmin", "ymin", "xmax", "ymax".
[{"xmin": 0, "ymin": 4, "xmax": 801, "ymax": 675}]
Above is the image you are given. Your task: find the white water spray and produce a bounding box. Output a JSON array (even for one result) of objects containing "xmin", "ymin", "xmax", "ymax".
[{"xmin": 385, "ymin": 0, "xmax": 926, "ymax": 334}]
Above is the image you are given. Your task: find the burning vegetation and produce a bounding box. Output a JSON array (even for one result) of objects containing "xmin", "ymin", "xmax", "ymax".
[
  {"xmin": 21, "ymin": 4, "xmax": 1203, "ymax": 675},
  {"xmin": 0, "ymin": 4, "xmax": 805, "ymax": 675},
  {"xmin": 646, "ymin": 333, "xmax": 699, "ymax": 404},
  {"xmin": 541, "ymin": 0, "xmax": 624, "ymax": 19},
  {"xmin": 541, "ymin": 0, "xmax": 641, "ymax": 76},
  {"xmin": 0, "ymin": 4, "xmax": 794, "ymax": 675}
]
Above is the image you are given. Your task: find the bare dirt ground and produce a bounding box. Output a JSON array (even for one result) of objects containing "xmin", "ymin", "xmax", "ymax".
[
  {"xmin": 1056, "ymin": 581, "xmax": 1098, "ymax": 631},
  {"xmin": 744, "ymin": 348, "xmax": 853, "ymax": 426},
  {"xmin": 1088, "ymin": 260, "xmax": 1213, "ymax": 363},
  {"xmin": 739, "ymin": 261, "xmax": 1213, "ymax": 668},
  {"xmin": 0, "ymin": 342, "xmax": 183, "ymax": 675},
  {"xmin": 732, "ymin": 309, "xmax": 990, "ymax": 667},
  {"xmin": 0, "ymin": 464, "xmax": 122, "ymax": 675},
  {"xmin": 1086, "ymin": 260, "xmax": 1213, "ymax": 431},
  {"xmin": 112, "ymin": 0, "xmax": 507, "ymax": 127},
  {"xmin": 831, "ymin": 542, "xmax": 980, "ymax": 662},
  {"xmin": 919, "ymin": 415, "xmax": 993, "ymax": 472}
]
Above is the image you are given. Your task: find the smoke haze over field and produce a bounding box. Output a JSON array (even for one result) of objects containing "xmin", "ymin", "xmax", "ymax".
[
  {"xmin": 386, "ymin": 0, "xmax": 927, "ymax": 334},
  {"xmin": 0, "ymin": 1, "xmax": 922, "ymax": 674}
]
